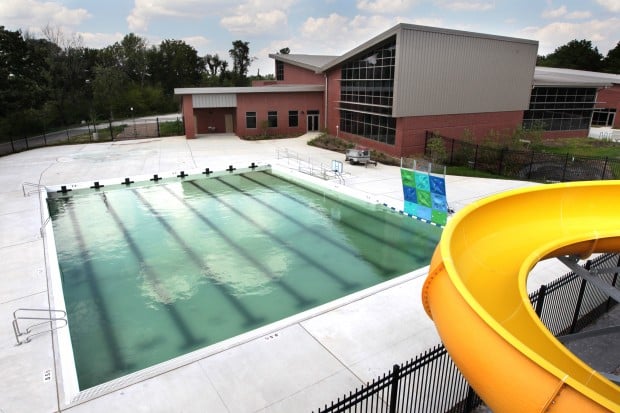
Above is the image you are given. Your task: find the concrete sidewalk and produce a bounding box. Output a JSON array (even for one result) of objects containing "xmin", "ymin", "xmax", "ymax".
[{"xmin": 0, "ymin": 133, "xmax": 567, "ymax": 413}]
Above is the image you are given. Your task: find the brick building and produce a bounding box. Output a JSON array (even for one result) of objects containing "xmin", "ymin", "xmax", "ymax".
[{"xmin": 175, "ymin": 23, "xmax": 620, "ymax": 157}]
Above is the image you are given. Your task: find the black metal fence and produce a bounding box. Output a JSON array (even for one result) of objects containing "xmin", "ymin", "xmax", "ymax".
[
  {"xmin": 315, "ymin": 253, "xmax": 619, "ymax": 413},
  {"xmin": 0, "ymin": 117, "xmax": 184, "ymax": 157},
  {"xmin": 424, "ymin": 131, "xmax": 620, "ymax": 182}
]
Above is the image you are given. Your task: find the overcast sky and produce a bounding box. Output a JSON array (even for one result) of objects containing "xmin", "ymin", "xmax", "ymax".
[{"xmin": 1, "ymin": 0, "xmax": 619, "ymax": 76}]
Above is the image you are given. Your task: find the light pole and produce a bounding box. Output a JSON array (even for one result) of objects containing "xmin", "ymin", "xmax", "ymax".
[
  {"xmin": 130, "ymin": 107, "xmax": 137, "ymax": 138},
  {"xmin": 85, "ymin": 79, "xmax": 97, "ymax": 139}
]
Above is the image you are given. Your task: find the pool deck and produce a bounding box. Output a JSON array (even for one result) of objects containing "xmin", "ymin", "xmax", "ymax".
[{"xmin": 0, "ymin": 133, "xmax": 569, "ymax": 412}]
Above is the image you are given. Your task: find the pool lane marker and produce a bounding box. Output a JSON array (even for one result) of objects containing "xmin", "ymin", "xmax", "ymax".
[
  {"xmin": 103, "ymin": 193, "xmax": 206, "ymax": 350},
  {"xmin": 65, "ymin": 204, "xmax": 128, "ymax": 372},
  {"xmin": 190, "ymin": 180, "xmax": 359, "ymax": 293},
  {"xmin": 382, "ymin": 203, "xmax": 445, "ymax": 229},
  {"xmin": 264, "ymin": 171, "xmax": 439, "ymax": 235},
  {"xmin": 160, "ymin": 185, "xmax": 315, "ymax": 308},
  {"xmin": 218, "ymin": 175, "xmax": 399, "ymax": 279},
  {"xmin": 130, "ymin": 189, "xmax": 264, "ymax": 327},
  {"xmin": 243, "ymin": 173, "xmax": 436, "ymax": 263}
]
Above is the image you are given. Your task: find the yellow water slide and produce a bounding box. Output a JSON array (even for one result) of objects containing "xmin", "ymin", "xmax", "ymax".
[{"xmin": 422, "ymin": 181, "xmax": 620, "ymax": 412}]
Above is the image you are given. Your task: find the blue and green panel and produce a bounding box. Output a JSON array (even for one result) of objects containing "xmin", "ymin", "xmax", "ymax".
[{"xmin": 401, "ymin": 168, "xmax": 447, "ymax": 226}]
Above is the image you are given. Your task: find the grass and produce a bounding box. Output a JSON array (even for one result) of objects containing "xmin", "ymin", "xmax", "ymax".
[
  {"xmin": 534, "ymin": 137, "xmax": 620, "ymax": 158},
  {"xmin": 159, "ymin": 120, "xmax": 184, "ymax": 137}
]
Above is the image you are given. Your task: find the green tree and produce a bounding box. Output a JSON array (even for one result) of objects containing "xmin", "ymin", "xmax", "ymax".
[
  {"xmin": 603, "ymin": 41, "xmax": 620, "ymax": 74},
  {"xmin": 150, "ymin": 40, "xmax": 204, "ymax": 95},
  {"xmin": 538, "ymin": 39, "xmax": 603, "ymax": 71},
  {"xmin": 92, "ymin": 65, "xmax": 127, "ymax": 120},
  {"xmin": 229, "ymin": 40, "xmax": 255, "ymax": 85},
  {"xmin": 0, "ymin": 26, "xmax": 53, "ymax": 138}
]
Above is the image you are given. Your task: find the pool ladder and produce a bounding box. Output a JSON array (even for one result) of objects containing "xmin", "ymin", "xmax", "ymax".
[{"xmin": 12, "ymin": 308, "xmax": 68, "ymax": 345}]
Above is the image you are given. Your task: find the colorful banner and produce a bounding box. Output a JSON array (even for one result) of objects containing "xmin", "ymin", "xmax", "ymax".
[{"xmin": 401, "ymin": 167, "xmax": 447, "ymax": 226}]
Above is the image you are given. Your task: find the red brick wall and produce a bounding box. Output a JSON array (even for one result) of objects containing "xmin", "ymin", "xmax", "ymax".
[
  {"xmin": 596, "ymin": 85, "xmax": 620, "ymax": 128},
  {"xmin": 397, "ymin": 111, "xmax": 525, "ymax": 156},
  {"xmin": 279, "ymin": 62, "xmax": 325, "ymax": 85},
  {"xmin": 236, "ymin": 92, "xmax": 324, "ymax": 137},
  {"xmin": 182, "ymin": 95, "xmax": 196, "ymax": 139},
  {"xmin": 325, "ymin": 65, "xmax": 341, "ymax": 135}
]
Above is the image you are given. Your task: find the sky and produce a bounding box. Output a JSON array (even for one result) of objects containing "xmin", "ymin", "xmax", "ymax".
[{"xmin": 1, "ymin": 0, "xmax": 619, "ymax": 76}]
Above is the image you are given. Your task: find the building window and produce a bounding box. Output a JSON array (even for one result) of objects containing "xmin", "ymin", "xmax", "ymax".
[
  {"xmin": 289, "ymin": 110, "xmax": 298, "ymax": 127},
  {"xmin": 339, "ymin": 36, "xmax": 396, "ymax": 145},
  {"xmin": 268, "ymin": 111, "xmax": 278, "ymax": 128},
  {"xmin": 246, "ymin": 112, "xmax": 256, "ymax": 129},
  {"xmin": 591, "ymin": 108, "xmax": 616, "ymax": 127},
  {"xmin": 523, "ymin": 87, "xmax": 598, "ymax": 131},
  {"xmin": 276, "ymin": 61, "xmax": 284, "ymax": 81}
]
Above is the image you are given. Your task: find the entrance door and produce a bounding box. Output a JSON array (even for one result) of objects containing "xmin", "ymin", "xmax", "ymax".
[
  {"xmin": 225, "ymin": 114, "xmax": 234, "ymax": 133},
  {"xmin": 307, "ymin": 110, "xmax": 320, "ymax": 132}
]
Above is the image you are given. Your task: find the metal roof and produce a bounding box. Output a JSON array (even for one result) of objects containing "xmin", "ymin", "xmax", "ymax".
[
  {"xmin": 318, "ymin": 23, "xmax": 538, "ymax": 72},
  {"xmin": 267, "ymin": 54, "xmax": 337, "ymax": 72},
  {"xmin": 174, "ymin": 84, "xmax": 324, "ymax": 96},
  {"xmin": 534, "ymin": 67, "xmax": 620, "ymax": 87}
]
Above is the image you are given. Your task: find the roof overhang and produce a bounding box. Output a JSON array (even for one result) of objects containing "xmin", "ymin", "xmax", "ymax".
[
  {"xmin": 534, "ymin": 67, "xmax": 620, "ymax": 88},
  {"xmin": 175, "ymin": 85, "xmax": 324, "ymax": 96},
  {"xmin": 268, "ymin": 54, "xmax": 337, "ymax": 72}
]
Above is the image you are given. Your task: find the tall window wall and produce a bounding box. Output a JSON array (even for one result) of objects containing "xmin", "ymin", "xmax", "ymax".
[
  {"xmin": 339, "ymin": 37, "xmax": 397, "ymax": 145},
  {"xmin": 523, "ymin": 87, "xmax": 598, "ymax": 131}
]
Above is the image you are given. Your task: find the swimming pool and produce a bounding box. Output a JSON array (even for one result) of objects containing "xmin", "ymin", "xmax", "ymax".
[{"xmin": 47, "ymin": 168, "xmax": 442, "ymax": 390}]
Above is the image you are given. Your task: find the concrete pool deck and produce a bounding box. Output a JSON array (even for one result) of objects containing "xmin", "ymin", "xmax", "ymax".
[{"xmin": 0, "ymin": 133, "xmax": 569, "ymax": 412}]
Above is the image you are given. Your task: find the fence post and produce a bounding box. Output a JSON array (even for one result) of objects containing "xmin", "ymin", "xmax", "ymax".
[
  {"xmin": 464, "ymin": 386, "xmax": 478, "ymax": 412},
  {"xmin": 157, "ymin": 117, "xmax": 161, "ymax": 137},
  {"xmin": 498, "ymin": 148, "xmax": 505, "ymax": 175},
  {"xmin": 389, "ymin": 364, "xmax": 400, "ymax": 413},
  {"xmin": 10, "ymin": 136, "xmax": 15, "ymax": 153},
  {"xmin": 109, "ymin": 120, "xmax": 114, "ymax": 141},
  {"xmin": 450, "ymin": 138, "xmax": 455, "ymax": 164},
  {"xmin": 24, "ymin": 136, "xmax": 29, "ymax": 150},
  {"xmin": 527, "ymin": 150, "xmax": 535, "ymax": 179},
  {"xmin": 473, "ymin": 144, "xmax": 479, "ymax": 170},
  {"xmin": 606, "ymin": 255, "xmax": 620, "ymax": 311},
  {"xmin": 601, "ymin": 157, "xmax": 608, "ymax": 180},
  {"xmin": 570, "ymin": 260, "xmax": 591, "ymax": 333},
  {"xmin": 561, "ymin": 153, "xmax": 569, "ymax": 182},
  {"xmin": 534, "ymin": 284, "xmax": 547, "ymax": 317}
]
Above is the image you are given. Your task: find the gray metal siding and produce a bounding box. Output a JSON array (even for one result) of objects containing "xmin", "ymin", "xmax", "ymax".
[
  {"xmin": 193, "ymin": 94, "xmax": 237, "ymax": 108},
  {"xmin": 393, "ymin": 28, "xmax": 538, "ymax": 117}
]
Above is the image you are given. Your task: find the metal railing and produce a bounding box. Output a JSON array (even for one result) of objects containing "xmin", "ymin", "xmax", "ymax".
[
  {"xmin": 1, "ymin": 117, "xmax": 185, "ymax": 157},
  {"xmin": 12, "ymin": 308, "xmax": 68, "ymax": 345},
  {"xmin": 276, "ymin": 148, "xmax": 348, "ymax": 183},
  {"xmin": 315, "ymin": 253, "xmax": 619, "ymax": 413}
]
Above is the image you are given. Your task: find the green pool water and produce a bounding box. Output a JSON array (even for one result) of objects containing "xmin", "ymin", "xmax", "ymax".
[{"xmin": 48, "ymin": 169, "xmax": 442, "ymax": 389}]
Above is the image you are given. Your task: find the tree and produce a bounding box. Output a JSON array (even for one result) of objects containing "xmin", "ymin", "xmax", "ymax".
[
  {"xmin": 603, "ymin": 41, "xmax": 620, "ymax": 74},
  {"xmin": 538, "ymin": 39, "xmax": 604, "ymax": 72},
  {"xmin": 229, "ymin": 40, "xmax": 256, "ymax": 85},
  {"xmin": 279, "ymin": 47, "xmax": 290, "ymax": 54},
  {"xmin": 0, "ymin": 26, "xmax": 52, "ymax": 138},
  {"xmin": 149, "ymin": 39, "xmax": 204, "ymax": 95},
  {"xmin": 205, "ymin": 53, "xmax": 225, "ymax": 76},
  {"xmin": 92, "ymin": 65, "xmax": 126, "ymax": 120},
  {"xmin": 120, "ymin": 33, "xmax": 149, "ymax": 86}
]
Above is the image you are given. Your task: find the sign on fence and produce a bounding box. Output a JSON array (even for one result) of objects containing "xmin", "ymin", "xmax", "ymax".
[{"xmin": 401, "ymin": 160, "xmax": 448, "ymax": 226}]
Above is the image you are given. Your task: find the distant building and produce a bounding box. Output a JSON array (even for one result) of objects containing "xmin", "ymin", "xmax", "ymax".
[{"xmin": 175, "ymin": 23, "xmax": 620, "ymax": 157}]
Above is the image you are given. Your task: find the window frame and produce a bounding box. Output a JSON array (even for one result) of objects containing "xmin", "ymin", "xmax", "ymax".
[
  {"xmin": 246, "ymin": 111, "xmax": 257, "ymax": 129},
  {"xmin": 267, "ymin": 111, "xmax": 278, "ymax": 128},
  {"xmin": 288, "ymin": 110, "xmax": 299, "ymax": 127}
]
